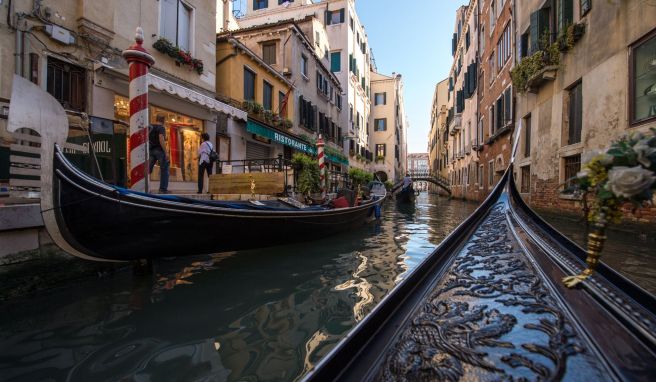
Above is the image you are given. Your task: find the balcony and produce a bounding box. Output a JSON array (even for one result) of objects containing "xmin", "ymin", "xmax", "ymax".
[
  {"xmin": 448, "ymin": 113, "xmax": 462, "ymax": 135},
  {"xmin": 526, "ymin": 65, "xmax": 558, "ymax": 93}
]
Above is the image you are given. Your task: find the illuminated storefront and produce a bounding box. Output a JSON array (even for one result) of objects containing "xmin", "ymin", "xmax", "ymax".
[{"xmin": 114, "ymin": 96, "xmax": 203, "ymax": 184}]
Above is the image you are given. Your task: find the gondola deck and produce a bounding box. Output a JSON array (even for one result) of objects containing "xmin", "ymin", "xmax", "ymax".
[{"xmin": 303, "ymin": 170, "xmax": 656, "ymax": 381}]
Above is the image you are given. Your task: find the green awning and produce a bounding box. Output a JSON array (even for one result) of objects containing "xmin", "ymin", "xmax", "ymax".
[
  {"xmin": 246, "ymin": 120, "xmax": 349, "ymax": 165},
  {"xmin": 247, "ymin": 120, "xmax": 315, "ymax": 155}
]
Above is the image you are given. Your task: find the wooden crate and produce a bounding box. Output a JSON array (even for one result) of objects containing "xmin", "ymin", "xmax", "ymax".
[{"xmin": 208, "ymin": 172, "xmax": 285, "ymax": 195}]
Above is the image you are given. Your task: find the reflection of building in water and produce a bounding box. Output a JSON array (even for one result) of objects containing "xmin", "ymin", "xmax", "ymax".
[{"xmin": 334, "ymin": 251, "xmax": 374, "ymax": 321}]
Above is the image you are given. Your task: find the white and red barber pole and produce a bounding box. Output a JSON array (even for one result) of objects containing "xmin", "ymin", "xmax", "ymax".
[
  {"xmin": 317, "ymin": 134, "xmax": 326, "ymax": 196},
  {"xmin": 122, "ymin": 27, "xmax": 155, "ymax": 192}
]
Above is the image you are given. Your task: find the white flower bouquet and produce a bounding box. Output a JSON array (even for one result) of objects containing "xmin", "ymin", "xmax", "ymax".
[{"xmin": 563, "ymin": 128, "xmax": 656, "ymax": 287}]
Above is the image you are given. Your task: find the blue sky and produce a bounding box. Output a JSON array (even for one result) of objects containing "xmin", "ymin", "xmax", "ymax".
[{"xmin": 356, "ymin": 0, "xmax": 466, "ymax": 153}]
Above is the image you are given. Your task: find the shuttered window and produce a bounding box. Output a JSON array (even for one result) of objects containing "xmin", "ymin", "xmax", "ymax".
[
  {"xmin": 246, "ymin": 141, "xmax": 270, "ymax": 160},
  {"xmin": 160, "ymin": 0, "xmax": 192, "ymax": 51},
  {"xmin": 263, "ymin": 81, "xmax": 273, "ymax": 111},
  {"xmin": 262, "ymin": 42, "xmax": 276, "ymax": 65},
  {"xmin": 244, "ymin": 67, "xmax": 256, "ymax": 101},
  {"xmin": 326, "ymin": 9, "xmax": 345, "ymax": 25},
  {"xmin": 253, "ymin": 0, "xmax": 268, "ymax": 10},
  {"xmin": 330, "ymin": 51, "xmax": 341, "ymax": 72},
  {"xmin": 558, "ymin": 0, "xmax": 573, "ymax": 33},
  {"xmin": 46, "ymin": 57, "xmax": 86, "ymax": 111},
  {"xmin": 568, "ymin": 81, "xmax": 583, "ymax": 144}
]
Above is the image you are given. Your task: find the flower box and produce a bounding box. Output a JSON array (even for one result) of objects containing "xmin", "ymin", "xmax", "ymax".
[{"xmin": 152, "ymin": 38, "xmax": 204, "ymax": 75}]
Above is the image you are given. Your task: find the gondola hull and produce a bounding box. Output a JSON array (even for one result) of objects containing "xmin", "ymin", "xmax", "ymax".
[
  {"xmin": 52, "ymin": 147, "xmax": 384, "ymax": 261},
  {"xmin": 395, "ymin": 185, "xmax": 415, "ymax": 204},
  {"xmin": 303, "ymin": 167, "xmax": 656, "ymax": 381}
]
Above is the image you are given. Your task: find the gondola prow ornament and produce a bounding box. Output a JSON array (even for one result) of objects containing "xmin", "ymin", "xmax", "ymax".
[
  {"xmin": 6, "ymin": 74, "xmax": 94, "ymax": 260},
  {"xmin": 122, "ymin": 27, "xmax": 155, "ymax": 192}
]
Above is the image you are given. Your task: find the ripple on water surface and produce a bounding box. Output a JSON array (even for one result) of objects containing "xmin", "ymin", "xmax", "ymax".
[{"xmin": 0, "ymin": 193, "xmax": 477, "ymax": 382}]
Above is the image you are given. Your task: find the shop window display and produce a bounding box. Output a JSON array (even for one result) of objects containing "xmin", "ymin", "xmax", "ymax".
[{"xmin": 114, "ymin": 95, "xmax": 202, "ymax": 184}]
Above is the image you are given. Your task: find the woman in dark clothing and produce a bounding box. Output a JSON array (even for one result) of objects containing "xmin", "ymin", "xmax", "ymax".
[{"xmin": 197, "ymin": 133, "xmax": 214, "ymax": 193}]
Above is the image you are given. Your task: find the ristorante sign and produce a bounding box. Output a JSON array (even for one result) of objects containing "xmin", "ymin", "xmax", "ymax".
[
  {"xmin": 246, "ymin": 120, "xmax": 348, "ymax": 165},
  {"xmin": 247, "ymin": 121, "xmax": 316, "ymax": 155}
]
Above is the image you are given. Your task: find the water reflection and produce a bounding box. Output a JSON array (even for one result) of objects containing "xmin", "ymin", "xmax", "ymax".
[
  {"xmin": 0, "ymin": 193, "xmax": 477, "ymax": 382},
  {"xmin": 538, "ymin": 210, "xmax": 656, "ymax": 295}
]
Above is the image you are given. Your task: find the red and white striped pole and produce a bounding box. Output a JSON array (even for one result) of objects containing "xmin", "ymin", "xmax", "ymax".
[
  {"xmin": 317, "ymin": 134, "xmax": 326, "ymax": 196},
  {"xmin": 122, "ymin": 27, "xmax": 155, "ymax": 192}
]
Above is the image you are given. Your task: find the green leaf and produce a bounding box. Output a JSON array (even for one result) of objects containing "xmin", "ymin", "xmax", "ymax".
[{"xmin": 597, "ymin": 189, "xmax": 614, "ymax": 200}]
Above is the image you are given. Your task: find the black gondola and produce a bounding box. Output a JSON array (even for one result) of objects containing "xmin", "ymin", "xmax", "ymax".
[
  {"xmin": 6, "ymin": 75, "xmax": 384, "ymax": 262},
  {"xmin": 48, "ymin": 145, "xmax": 384, "ymax": 261},
  {"xmin": 303, "ymin": 165, "xmax": 656, "ymax": 381},
  {"xmin": 395, "ymin": 184, "xmax": 415, "ymax": 204}
]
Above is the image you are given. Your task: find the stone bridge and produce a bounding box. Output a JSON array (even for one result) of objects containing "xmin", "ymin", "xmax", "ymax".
[{"xmin": 391, "ymin": 170, "xmax": 451, "ymax": 195}]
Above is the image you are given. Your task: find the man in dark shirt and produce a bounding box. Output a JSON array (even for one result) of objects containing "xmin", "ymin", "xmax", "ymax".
[{"xmin": 149, "ymin": 114, "xmax": 169, "ymax": 193}]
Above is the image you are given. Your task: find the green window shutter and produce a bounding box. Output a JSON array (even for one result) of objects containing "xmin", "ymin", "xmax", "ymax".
[
  {"xmin": 558, "ymin": 0, "xmax": 573, "ymax": 33},
  {"xmin": 331, "ymin": 52, "xmax": 341, "ymax": 72},
  {"xmin": 529, "ymin": 11, "xmax": 539, "ymax": 54},
  {"xmin": 538, "ymin": 8, "xmax": 551, "ymax": 47}
]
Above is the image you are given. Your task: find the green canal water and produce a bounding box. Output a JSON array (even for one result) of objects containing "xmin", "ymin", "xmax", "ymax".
[
  {"xmin": 0, "ymin": 193, "xmax": 477, "ymax": 382},
  {"xmin": 0, "ymin": 193, "xmax": 653, "ymax": 381}
]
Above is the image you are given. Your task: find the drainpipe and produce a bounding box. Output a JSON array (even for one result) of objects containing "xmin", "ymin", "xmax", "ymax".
[{"xmin": 14, "ymin": 11, "xmax": 23, "ymax": 76}]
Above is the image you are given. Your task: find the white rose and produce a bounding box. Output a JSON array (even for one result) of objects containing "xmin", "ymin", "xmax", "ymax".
[
  {"xmin": 633, "ymin": 139, "xmax": 656, "ymax": 168},
  {"xmin": 607, "ymin": 166, "xmax": 656, "ymax": 198}
]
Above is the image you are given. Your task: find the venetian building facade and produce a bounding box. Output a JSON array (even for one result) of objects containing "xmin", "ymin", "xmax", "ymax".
[
  {"xmin": 216, "ymin": 19, "xmax": 347, "ymax": 172},
  {"xmin": 446, "ymin": 2, "xmax": 480, "ymax": 200},
  {"xmin": 428, "ymin": 78, "xmax": 449, "ymax": 186},
  {"xmin": 215, "ymin": 37, "xmax": 297, "ymax": 163},
  {"xmin": 370, "ymin": 71, "xmax": 408, "ymax": 183},
  {"xmin": 235, "ymin": 0, "xmax": 374, "ymax": 170},
  {"xmin": 513, "ymin": 0, "xmax": 656, "ymax": 223},
  {"xmin": 0, "ymin": 0, "xmax": 242, "ymax": 194},
  {"xmin": 478, "ymin": 0, "xmax": 514, "ymax": 202}
]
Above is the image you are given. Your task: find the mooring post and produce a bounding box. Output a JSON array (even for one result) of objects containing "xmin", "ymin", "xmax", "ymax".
[{"xmin": 122, "ymin": 27, "xmax": 155, "ymax": 192}]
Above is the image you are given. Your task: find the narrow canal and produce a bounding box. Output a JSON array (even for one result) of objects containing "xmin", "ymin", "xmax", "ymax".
[{"xmin": 0, "ymin": 193, "xmax": 477, "ymax": 382}]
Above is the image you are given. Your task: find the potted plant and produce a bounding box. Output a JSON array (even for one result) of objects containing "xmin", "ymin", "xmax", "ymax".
[
  {"xmin": 291, "ymin": 153, "xmax": 321, "ymax": 198},
  {"xmin": 283, "ymin": 118, "xmax": 293, "ymax": 129},
  {"xmin": 263, "ymin": 110, "xmax": 273, "ymax": 123},
  {"xmin": 376, "ymin": 155, "xmax": 385, "ymax": 163},
  {"xmin": 251, "ymin": 102, "xmax": 263, "ymax": 114},
  {"xmin": 348, "ymin": 167, "xmax": 373, "ymax": 195}
]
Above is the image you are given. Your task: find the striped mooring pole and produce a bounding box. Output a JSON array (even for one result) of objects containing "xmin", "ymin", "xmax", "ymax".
[
  {"xmin": 317, "ymin": 134, "xmax": 326, "ymax": 196},
  {"xmin": 122, "ymin": 27, "xmax": 155, "ymax": 192}
]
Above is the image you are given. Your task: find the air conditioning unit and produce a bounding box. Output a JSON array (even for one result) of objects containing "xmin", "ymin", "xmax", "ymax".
[
  {"xmin": 44, "ymin": 24, "xmax": 76, "ymax": 45},
  {"xmin": 282, "ymin": 67, "xmax": 291, "ymax": 76}
]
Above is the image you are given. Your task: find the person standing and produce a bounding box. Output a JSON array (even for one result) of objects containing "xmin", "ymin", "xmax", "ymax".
[
  {"xmin": 149, "ymin": 114, "xmax": 169, "ymax": 193},
  {"xmin": 198, "ymin": 133, "xmax": 214, "ymax": 194},
  {"xmin": 402, "ymin": 173, "xmax": 413, "ymax": 191}
]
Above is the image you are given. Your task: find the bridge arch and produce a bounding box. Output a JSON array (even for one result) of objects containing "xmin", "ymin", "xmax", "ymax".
[{"xmin": 391, "ymin": 170, "xmax": 451, "ymax": 195}]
